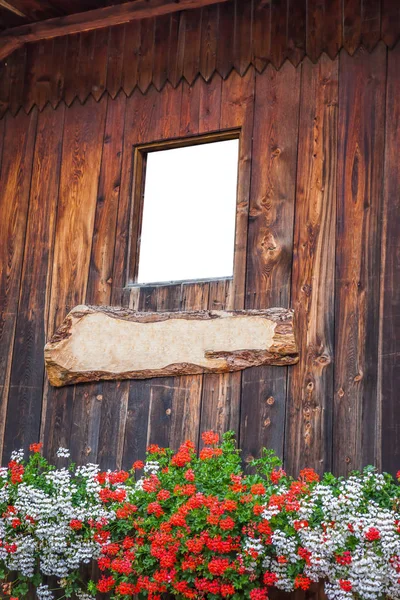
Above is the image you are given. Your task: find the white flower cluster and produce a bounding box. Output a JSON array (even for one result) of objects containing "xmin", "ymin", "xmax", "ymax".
[
  {"xmin": 255, "ymin": 470, "xmax": 400, "ymax": 600},
  {"xmin": 0, "ymin": 449, "xmax": 117, "ymax": 586}
]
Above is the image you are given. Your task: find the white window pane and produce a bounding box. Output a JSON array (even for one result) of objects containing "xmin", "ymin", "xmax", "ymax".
[{"xmin": 137, "ymin": 138, "xmax": 239, "ymax": 284}]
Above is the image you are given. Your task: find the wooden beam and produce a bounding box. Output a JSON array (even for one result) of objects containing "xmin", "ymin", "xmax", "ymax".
[
  {"xmin": 0, "ymin": 35, "xmax": 23, "ymax": 61},
  {"xmin": 44, "ymin": 305, "xmax": 299, "ymax": 387},
  {"xmin": 0, "ymin": 0, "xmax": 27, "ymax": 18},
  {"xmin": 0, "ymin": 0, "xmax": 228, "ymax": 62}
]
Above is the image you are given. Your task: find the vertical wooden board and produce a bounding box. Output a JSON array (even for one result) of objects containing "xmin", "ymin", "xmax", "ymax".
[
  {"xmin": 182, "ymin": 9, "xmax": 202, "ymax": 85},
  {"xmin": 200, "ymin": 4, "xmax": 218, "ymax": 81},
  {"xmin": 157, "ymin": 80, "xmax": 183, "ymax": 140},
  {"xmin": 122, "ymin": 380, "xmax": 152, "ymax": 470},
  {"xmin": 70, "ymin": 95, "xmax": 126, "ymax": 466},
  {"xmin": 234, "ymin": 0, "xmax": 253, "ymax": 76},
  {"xmin": 98, "ymin": 381, "xmax": 129, "ymax": 469},
  {"xmin": 87, "ymin": 94, "xmax": 125, "ymax": 306},
  {"xmin": 0, "ymin": 109, "xmax": 37, "ymax": 457},
  {"xmin": 323, "ymin": 0, "xmax": 342, "ymax": 58},
  {"xmin": 270, "ymin": 0, "xmax": 288, "ymax": 69},
  {"xmin": 306, "ymin": 0, "xmax": 324, "ymax": 62},
  {"xmin": 381, "ymin": 0, "xmax": 400, "ymax": 48},
  {"xmin": 122, "ymin": 21, "xmax": 141, "ymax": 96},
  {"xmin": 76, "ymin": 31, "xmax": 96, "ymax": 104},
  {"xmin": 379, "ymin": 44, "xmax": 400, "ymax": 475},
  {"xmin": 180, "ymin": 78, "xmax": 201, "ymax": 136},
  {"xmin": 343, "ymin": 0, "xmax": 362, "ymax": 54},
  {"xmin": 245, "ymin": 61, "xmax": 300, "ymax": 309},
  {"xmin": 138, "ymin": 18, "xmax": 155, "ymax": 94},
  {"xmin": 285, "ymin": 56, "xmax": 338, "ymax": 477},
  {"xmin": 167, "ymin": 13, "xmax": 181, "ymax": 87},
  {"xmin": 360, "ymin": 0, "xmax": 381, "ymax": 51},
  {"xmin": 50, "ymin": 36, "xmax": 67, "ymax": 108},
  {"xmin": 252, "ymin": 0, "xmax": 271, "ymax": 73},
  {"xmin": 3, "ymin": 105, "xmax": 65, "ymax": 459},
  {"xmin": 241, "ymin": 62, "xmax": 300, "ymax": 462},
  {"xmin": 199, "ymin": 73, "xmax": 222, "ymax": 133},
  {"xmin": 0, "ymin": 114, "xmax": 4, "ymax": 173},
  {"xmin": 91, "ymin": 27, "xmax": 109, "ymax": 102},
  {"xmin": 23, "ymin": 40, "xmax": 54, "ymax": 113},
  {"xmin": 216, "ymin": 1, "xmax": 235, "ymax": 78},
  {"xmin": 153, "ymin": 15, "xmax": 170, "ymax": 91},
  {"xmin": 287, "ymin": 0, "xmax": 306, "ymax": 66},
  {"xmin": 333, "ymin": 44, "xmax": 386, "ymax": 475},
  {"xmin": 221, "ymin": 68, "xmax": 255, "ymax": 310},
  {"xmin": 69, "ymin": 383, "xmax": 103, "ymax": 464},
  {"xmin": 0, "ymin": 60, "xmax": 10, "ymax": 118},
  {"xmin": 8, "ymin": 46, "xmax": 27, "ymax": 116},
  {"xmin": 63, "ymin": 34, "xmax": 80, "ymax": 106},
  {"xmin": 106, "ymin": 25, "xmax": 125, "ymax": 99},
  {"xmin": 42, "ymin": 96, "xmax": 107, "ymax": 461}
]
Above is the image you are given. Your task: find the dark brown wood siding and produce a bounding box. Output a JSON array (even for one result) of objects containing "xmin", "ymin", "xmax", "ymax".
[
  {"xmin": 0, "ymin": 38, "xmax": 398, "ymax": 480},
  {"xmin": 1, "ymin": 0, "xmax": 400, "ymax": 118}
]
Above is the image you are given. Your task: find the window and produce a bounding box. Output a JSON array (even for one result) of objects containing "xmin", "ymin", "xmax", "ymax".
[{"xmin": 129, "ymin": 134, "xmax": 240, "ymax": 286}]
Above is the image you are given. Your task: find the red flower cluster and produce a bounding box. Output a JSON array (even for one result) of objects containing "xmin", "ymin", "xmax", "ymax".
[{"xmin": 8, "ymin": 461, "xmax": 24, "ymax": 485}]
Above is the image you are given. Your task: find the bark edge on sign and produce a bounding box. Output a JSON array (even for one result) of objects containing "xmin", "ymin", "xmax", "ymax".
[{"xmin": 44, "ymin": 304, "xmax": 299, "ymax": 387}]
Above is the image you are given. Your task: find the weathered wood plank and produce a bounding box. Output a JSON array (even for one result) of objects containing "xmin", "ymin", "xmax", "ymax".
[
  {"xmin": 41, "ymin": 96, "xmax": 107, "ymax": 462},
  {"xmin": 106, "ymin": 25, "xmax": 125, "ymax": 99},
  {"xmin": 3, "ymin": 104, "xmax": 64, "ymax": 459},
  {"xmin": 343, "ymin": 0, "xmax": 362, "ymax": 55},
  {"xmin": 45, "ymin": 306, "xmax": 298, "ymax": 387},
  {"xmin": 199, "ymin": 4, "xmax": 218, "ymax": 81},
  {"xmin": 380, "ymin": 42, "xmax": 400, "ymax": 475},
  {"xmin": 241, "ymin": 61, "xmax": 300, "ymax": 463},
  {"xmin": 333, "ymin": 44, "xmax": 386, "ymax": 475},
  {"xmin": 285, "ymin": 55, "xmax": 338, "ymax": 476},
  {"xmin": 0, "ymin": 109, "xmax": 37, "ymax": 460},
  {"xmin": 252, "ymin": 0, "xmax": 270, "ymax": 73},
  {"xmin": 69, "ymin": 94, "xmax": 125, "ymax": 466}
]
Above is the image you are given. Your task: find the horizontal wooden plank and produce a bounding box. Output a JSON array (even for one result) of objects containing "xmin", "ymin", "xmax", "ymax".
[{"xmin": 45, "ymin": 305, "xmax": 298, "ymax": 386}]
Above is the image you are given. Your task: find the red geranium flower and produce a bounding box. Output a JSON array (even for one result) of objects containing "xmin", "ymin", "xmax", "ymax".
[
  {"xmin": 365, "ymin": 527, "xmax": 381, "ymax": 541},
  {"xmin": 132, "ymin": 460, "xmax": 144, "ymax": 470},
  {"xmin": 294, "ymin": 575, "xmax": 311, "ymax": 590},
  {"xmin": 202, "ymin": 431, "xmax": 219, "ymax": 445},
  {"xmin": 96, "ymin": 576, "xmax": 115, "ymax": 593},
  {"xmin": 339, "ymin": 580, "xmax": 352, "ymax": 592},
  {"xmin": 29, "ymin": 443, "xmax": 43, "ymax": 453}
]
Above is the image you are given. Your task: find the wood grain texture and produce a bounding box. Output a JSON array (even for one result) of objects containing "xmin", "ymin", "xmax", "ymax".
[
  {"xmin": 69, "ymin": 94, "xmax": 125, "ymax": 466},
  {"xmin": 1, "ymin": 0, "xmax": 399, "ymax": 116},
  {"xmin": 241, "ymin": 60, "xmax": 300, "ymax": 464},
  {"xmin": 0, "ymin": 44, "xmax": 397, "ymax": 499},
  {"xmin": 285, "ymin": 55, "xmax": 338, "ymax": 476},
  {"xmin": 41, "ymin": 95, "xmax": 107, "ymax": 461},
  {"xmin": 3, "ymin": 104, "xmax": 64, "ymax": 460},
  {"xmin": 0, "ymin": 0, "xmax": 230, "ymax": 61},
  {"xmin": 380, "ymin": 42, "xmax": 400, "ymax": 475},
  {"xmin": 333, "ymin": 44, "xmax": 386, "ymax": 475},
  {"xmin": 45, "ymin": 306, "xmax": 298, "ymax": 386},
  {"xmin": 0, "ymin": 109, "xmax": 37, "ymax": 459}
]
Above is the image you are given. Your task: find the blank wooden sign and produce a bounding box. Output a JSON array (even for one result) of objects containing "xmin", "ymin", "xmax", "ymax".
[{"xmin": 44, "ymin": 305, "xmax": 298, "ymax": 387}]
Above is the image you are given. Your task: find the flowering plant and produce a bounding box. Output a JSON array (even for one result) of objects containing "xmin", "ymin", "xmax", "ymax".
[
  {"xmin": 0, "ymin": 444, "xmax": 113, "ymax": 600},
  {"xmin": 1, "ymin": 433, "xmax": 400, "ymax": 600},
  {"xmin": 90, "ymin": 432, "xmax": 400, "ymax": 600}
]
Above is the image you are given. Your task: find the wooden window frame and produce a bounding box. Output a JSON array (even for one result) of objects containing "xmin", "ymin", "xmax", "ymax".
[{"xmin": 126, "ymin": 128, "xmax": 242, "ymax": 290}]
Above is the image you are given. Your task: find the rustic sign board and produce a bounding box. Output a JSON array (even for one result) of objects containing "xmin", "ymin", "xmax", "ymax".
[{"xmin": 44, "ymin": 305, "xmax": 298, "ymax": 387}]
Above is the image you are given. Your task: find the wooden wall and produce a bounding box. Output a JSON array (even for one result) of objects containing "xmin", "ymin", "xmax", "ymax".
[{"xmin": 0, "ymin": 38, "xmax": 399, "ymax": 478}]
